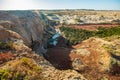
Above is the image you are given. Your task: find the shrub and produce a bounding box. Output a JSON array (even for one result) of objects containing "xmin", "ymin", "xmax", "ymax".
[
  {"xmin": 0, "ymin": 41, "xmax": 14, "ymax": 50},
  {"xmin": 60, "ymin": 26, "xmax": 95, "ymax": 45},
  {"xmin": 60, "ymin": 26, "xmax": 120, "ymax": 45},
  {"xmin": 0, "ymin": 57, "xmax": 44, "ymax": 80}
]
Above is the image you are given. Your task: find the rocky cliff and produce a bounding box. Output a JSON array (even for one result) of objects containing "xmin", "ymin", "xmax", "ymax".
[
  {"xmin": 0, "ymin": 10, "xmax": 87, "ymax": 80},
  {"xmin": 0, "ymin": 10, "xmax": 55, "ymax": 54}
]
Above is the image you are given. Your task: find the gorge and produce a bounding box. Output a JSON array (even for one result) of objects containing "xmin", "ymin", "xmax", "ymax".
[{"xmin": 0, "ymin": 10, "xmax": 120, "ymax": 80}]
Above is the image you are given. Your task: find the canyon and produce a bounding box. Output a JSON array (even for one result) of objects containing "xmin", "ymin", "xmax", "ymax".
[{"xmin": 0, "ymin": 10, "xmax": 120, "ymax": 80}]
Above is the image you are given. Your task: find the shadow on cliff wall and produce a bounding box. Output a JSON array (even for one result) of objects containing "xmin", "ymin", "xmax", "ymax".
[{"xmin": 44, "ymin": 36, "xmax": 74, "ymax": 70}]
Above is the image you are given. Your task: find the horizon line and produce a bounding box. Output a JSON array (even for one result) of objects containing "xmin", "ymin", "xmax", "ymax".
[{"xmin": 0, "ymin": 8, "xmax": 120, "ymax": 11}]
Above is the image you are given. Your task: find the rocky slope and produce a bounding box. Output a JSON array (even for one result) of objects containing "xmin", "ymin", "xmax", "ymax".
[
  {"xmin": 0, "ymin": 11, "xmax": 86, "ymax": 80},
  {"xmin": 45, "ymin": 35, "xmax": 120, "ymax": 80},
  {"xmin": 0, "ymin": 10, "xmax": 56, "ymax": 54},
  {"xmin": 71, "ymin": 36, "xmax": 120, "ymax": 79}
]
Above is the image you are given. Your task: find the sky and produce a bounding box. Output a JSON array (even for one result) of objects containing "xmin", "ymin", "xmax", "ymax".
[{"xmin": 0, "ymin": 0, "xmax": 120, "ymax": 10}]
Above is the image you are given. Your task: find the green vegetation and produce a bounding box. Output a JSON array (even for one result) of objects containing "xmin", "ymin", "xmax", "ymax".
[
  {"xmin": 75, "ymin": 19, "xmax": 84, "ymax": 23},
  {"xmin": 104, "ymin": 44, "xmax": 120, "ymax": 56},
  {"xmin": 96, "ymin": 27, "xmax": 120, "ymax": 38},
  {"xmin": 60, "ymin": 26, "xmax": 120, "ymax": 45},
  {"xmin": 0, "ymin": 57, "xmax": 44, "ymax": 80},
  {"xmin": 0, "ymin": 41, "xmax": 13, "ymax": 50},
  {"xmin": 60, "ymin": 26, "xmax": 94, "ymax": 44}
]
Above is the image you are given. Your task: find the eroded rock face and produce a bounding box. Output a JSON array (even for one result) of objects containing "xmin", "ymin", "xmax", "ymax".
[
  {"xmin": 0, "ymin": 10, "xmax": 54, "ymax": 54},
  {"xmin": 0, "ymin": 11, "xmax": 87, "ymax": 80},
  {"xmin": 70, "ymin": 38, "xmax": 112, "ymax": 72},
  {"xmin": 72, "ymin": 58, "xmax": 87, "ymax": 72},
  {"xmin": 0, "ymin": 26, "xmax": 10, "ymax": 41}
]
